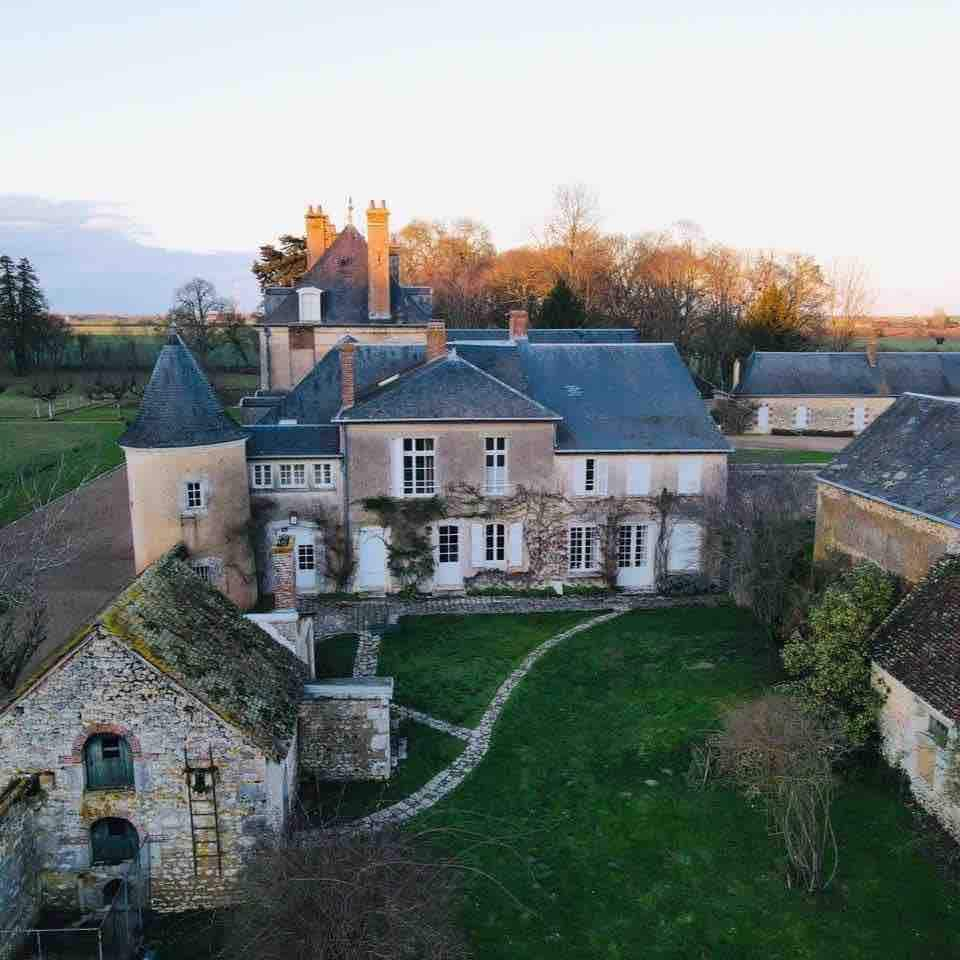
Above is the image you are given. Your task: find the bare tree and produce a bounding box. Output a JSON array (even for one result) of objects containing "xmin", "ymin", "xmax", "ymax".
[
  {"xmin": 826, "ymin": 259, "xmax": 874, "ymax": 351},
  {"xmin": 29, "ymin": 378, "xmax": 72, "ymax": 419},
  {"xmin": 0, "ymin": 462, "xmax": 86, "ymax": 688}
]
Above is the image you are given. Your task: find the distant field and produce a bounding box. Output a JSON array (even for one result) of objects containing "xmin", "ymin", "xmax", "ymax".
[
  {"xmin": 729, "ymin": 449, "xmax": 835, "ymax": 464},
  {"xmin": 0, "ymin": 421, "xmax": 126, "ymax": 525},
  {"xmin": 851, "ymin": 336, "xmax": 960, "ymax": 352}
]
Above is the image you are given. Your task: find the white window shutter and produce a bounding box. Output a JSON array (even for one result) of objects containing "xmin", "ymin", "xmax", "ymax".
[
  {"xmin": 572, "ymin": 460, "xmax": 585, "ymax": 496},
  {"xmin": 678, "ymin": 458, "xmax": 702, "ymax": 495},
  {"xmin": 390, "ymin": 438, "xmax": 404, "ymax": 496},
  {"xmin": 508, "ymin": 522, "xmax": 524, "ymax": 567},
  {"xmin": 628, "ymin": 460, "xmax": 651, "ymax": 495},
  {"xmin": 471, "ymin": 523, "xmax": 485, "ymax": 567},
  {"xmin": 597, "ymin": 459, "xmax": 609, "ymax": 496},
  {"xmin": 668, "ymin": 523, "xmax": 701, "ymax": 571}
]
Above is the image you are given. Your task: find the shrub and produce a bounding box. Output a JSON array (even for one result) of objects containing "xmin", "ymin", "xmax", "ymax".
[
  {"xmin": 782, "ymin": 561, "xmax": 898, "ymax": 746},
  {"xmin": 712, "ymin": 396, "xmax": 757, "ymax": 434}
]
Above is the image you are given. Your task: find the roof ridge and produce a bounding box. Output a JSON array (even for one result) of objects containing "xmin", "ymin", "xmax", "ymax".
[{"xmin": 450, "ymin": 351, "xmax": 562, "ymax": 418}]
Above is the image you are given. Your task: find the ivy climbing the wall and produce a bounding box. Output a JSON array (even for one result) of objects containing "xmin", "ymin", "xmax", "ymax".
[{"xmin": 361, "ymin": 496, "xmax": 447, "ymax": 596}]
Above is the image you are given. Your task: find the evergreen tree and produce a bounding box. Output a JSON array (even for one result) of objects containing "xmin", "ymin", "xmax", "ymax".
[
  {"xmin": 539, "ymin": 276, "xmax": 586, "ymax": 328},
  {"xmin": 12, "ymin": 259, "xmax": 48, "ymax": 373},
  {"xmin": 0, "ymin": 255, "xmax": 22, "ymax": 373}
]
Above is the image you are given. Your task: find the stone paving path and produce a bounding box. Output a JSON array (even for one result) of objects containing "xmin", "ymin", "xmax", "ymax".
[
  {"xmin": 352, "ymin": 631, "xmax": 381, "ymax": 678},
  {"xmin": 391, "ymin": 704, "xmax": 473, "ymax": 741},
  {"xmin": 299, "ymin": 608, "xmax": 624, "ymax": 840}
]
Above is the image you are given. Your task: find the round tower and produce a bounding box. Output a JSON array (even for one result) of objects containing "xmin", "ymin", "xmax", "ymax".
[{"xmin": 119, "ymin": 331, "xmax": 258, "ymax": 610}]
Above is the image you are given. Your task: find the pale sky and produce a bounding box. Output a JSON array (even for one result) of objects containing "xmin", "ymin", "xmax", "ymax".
[{"xmin": 1, "ymin": 0, "xmax": 957, "ymax": 313}]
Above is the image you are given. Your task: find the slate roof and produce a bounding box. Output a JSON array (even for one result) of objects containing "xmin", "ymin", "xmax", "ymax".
[
  {"xmin": 4, "ymin": 547, "xmax": 308, "ymax": 759},
  {"xmin": 335, "ymin": 352, "xmax": 561, "ymax": 422},
  {"xmin": 873, "ymin": 554, "xmax": 960, "ymax": 720},
  {"xmin": 119, "ymin": 332, "xmax": 248, "ymax": 449},
  {"xmin": 246, "ymin": 425, "xmax": 341, "ymax": 458},
  {"xmin": 817, "ymin": 394, "xmax": 960, "ymax": 528},
  {"xmin": 456, "ymin": 342, "xmax": 731, "ymax": 452},
  {"xmin": 446, "ymin": 328, "xmax": 641, "ymax": 344},
  {"xmin": 260, "ymin": 225, "xmax": 431, "ymax": 327},
  {"xmin": 735, "ymin": 350, "xmax": 960, "ymax": 397}
]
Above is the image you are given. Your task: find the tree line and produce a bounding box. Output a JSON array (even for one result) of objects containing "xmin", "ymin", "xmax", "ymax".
[
  {"xmin": 0, "ymin": 256, "xmax": 70, "ymax": 374},
  {"xmin": 254, "ymin": 184, "xmax": 881, "ymax": 390}
]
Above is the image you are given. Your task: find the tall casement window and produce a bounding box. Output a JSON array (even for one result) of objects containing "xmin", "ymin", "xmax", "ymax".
[
  {"xmin": 568, "ymin": 525, "xmax": 599, "ymax": 571},
  {"xmin": 793, "ymin": 405, "xmax": 809, "ymax": 430},
  {"xmin": 485, "ymin": 523, "xmax": 506, "ymax": 563},
  {"xmin": 251, "ymin": 464, "xmax": 273, "ymax": 489},
  {"xmin": 279, "ymin": 463, "xmax": 306, "ymax": 488},
  {"xmin": 438, "ymin": 525, "xmax": 459, "ymax": 563},
  {"xmin": 484, "ymin": 437, "xmax": 508, "ymax": 494},
  {"xmin": 184, "ymin": 481, "xmax": 204, "ymax": 510},
  {"xmin": 617, "ymin": 524, "xmax": 648, "ymax": 568},
  {"xmin": 90, "ymin": 818, "xmax": 139, "ymax": 865},
  {"xmin": 575, "ymin": 458, "xmax": 608, "ymax": 496},
  {"xmin": 297, "ymin": 543, "xmax": 316, "ymax": 573},
  {"xmin": 84, "ymin": 734, "xmax": 134, "ymax": 790},
  {"xmin": 403, "ymin": 438, "xmax": 436, "ymax": 495},
  {"xmin": 313, "ymin": 463, "xmax": 335, "ymax": 488},
  {"xmin": 297, "ymin": 287, "xmax": 323, "ymax": 324}
]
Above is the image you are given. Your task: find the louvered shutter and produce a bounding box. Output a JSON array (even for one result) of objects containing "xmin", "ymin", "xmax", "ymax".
[
  {"xmin": 677, "ymin": 458, "xmax": 702, "ymax": 495},
  {"xmin": 508, "ymin": 522, "xmax": 524, "ymax": 567},
  {"xmin": 390, "ymin": 438, "xmax": 404, "ymax": 496},
  {"xmin": 596, "ymin": 459, "xmax": 609, "ymax": 495},
  {"xmin": 471, "ymin": 523, "xmax": 485, "ymax": 567},
  {"xmin": 668, "ymin": 523, "xmax": 702, "ymax": 571},
  {"xmin": 628, "ymin": 460, "xmax": 651, "ymax": 495}
]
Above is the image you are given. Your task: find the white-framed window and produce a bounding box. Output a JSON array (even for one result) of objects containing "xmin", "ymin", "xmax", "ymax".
[
  {"xmin": 484, "ymin": 437, "xmax": 508, "ymax": 494},
  {"xmin": 279, "ymin": 463, "xmax": 306, "ymax": 488},
  {"xmin": 297, "ymin": 287, "xmax": 323, "ymax": 324},
  {"xmin": 585, "ymin": 458, "xmax": 598, "ymax": 493},
  {"xmin": 184, "ymin": 481, "xmax": 204, "ymax": 511},
  {"xmin": 485, "ymin": 523, "xmax": 506, "ymax": 563},
  {"xmin": 402, "ymin": 438, "xmax": 436, "ymax": 496},
  {"xmin": 438, "ymin": 525, "xmax": 459, "ymax": 564},
  {"xmin": 251, "ymin": 463, "xmax": 273, "ymax": 489},
  {"xmin": 313, "ymin": 463, "xmax": 335, "ymax": 489},
  {"xmin": 576, "ymin": 458, "xmax": 608, "ymax": 496},
  {"xmin": 568, "ymin": 525, "xmax": 600, "ymax": 571},
  {"xmin": 794, "ymin": 405, "xmax": 809, "ymax": 430},
  {"xmin": 929, "ymin": 716, "xmax": 950, "ymax": 750},
  {"xmin": 617, "ymin": 524, "xmax": 648, "ymax": 568},
  {"xmin": 677, "ymin": 458, "xmax": 702, "ymax": 495},
  {"xmin": 297, "ymin": 544, "xmax": 316, "ymax": 572}
]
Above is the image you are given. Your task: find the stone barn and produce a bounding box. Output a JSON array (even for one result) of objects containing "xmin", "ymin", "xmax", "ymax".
[{"xmin": 0, "ymin": 546, "xmax": 308, "ymax": 915}]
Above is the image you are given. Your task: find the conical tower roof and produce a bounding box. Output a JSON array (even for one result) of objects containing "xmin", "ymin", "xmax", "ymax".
[{"xmin": 119, "ymin": 331, "xmax": 248, "ymax": 449}]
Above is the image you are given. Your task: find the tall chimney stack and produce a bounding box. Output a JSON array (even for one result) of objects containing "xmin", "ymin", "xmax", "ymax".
[
  {"xmin": 340, "ymin": 340, "xmax": 356, "ymax": 409},
  {"xmin": 426, "ymin": 321, "xmax": 447, "ymax": 361},
  {"xmin": 305, "ymin": 205, "xmax": 330, "ymax": 271},
  {"xmin": 367, "ymin": 201, "xmax": 391, "ymax": 320},
  {"xmin": 508, "ymin": 309, "xmax": 529, "ymax": 341}
]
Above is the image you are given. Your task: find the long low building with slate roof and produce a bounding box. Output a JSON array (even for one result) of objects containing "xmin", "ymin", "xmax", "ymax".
[
  {"xmin": 733, "ymin": 343, "xmax": 960, "ymax": 435},
  {"xmin": 871, "ymin": 554, "xmax": 960, "ymax": 840},
  {"xmin": 814, "ymin": 393, "xmax": 960, "ymax": 582}
]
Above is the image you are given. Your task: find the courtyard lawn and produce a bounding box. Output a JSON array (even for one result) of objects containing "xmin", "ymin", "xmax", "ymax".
[
  {"xmin": 300, "ymin": 720, "xmax": 466, "ymax": 823},
  {"xmin": 417, "ymin": 605, "xmax": 960, "ymax": 959},
  {"xmin": 0, "ymin": 421, "xmax": 125, "ymax": 525},
  {"xmin": 378, "ymin": 611, "xmax": 601, "ymax": 727},
  {"xmin": 314, "ymin": 633, "xmax": 361, "ymax": 678},
  {"xmin": 729, "ymin": 449, "xmax": 836, "ymax": 464}
]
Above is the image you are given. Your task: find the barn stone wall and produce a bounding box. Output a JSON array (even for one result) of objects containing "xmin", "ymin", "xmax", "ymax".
[
  {"xmin": 743, "ymin": 396, "xmax": 894, "ymax": 434},
  {"xmin": 0, "ymin": 632, "xmax": 292, "ymax": 913},
  {"xmin": 0, "ymin": 778, "xmax": 44, "ymax": 960},
  {"xmin": 814, "ymin": 483, "xmax": 958, "ymax": 583},
  {"xmin": 299, "ymin": 680, "xmax": 393, "ymax": 781}
]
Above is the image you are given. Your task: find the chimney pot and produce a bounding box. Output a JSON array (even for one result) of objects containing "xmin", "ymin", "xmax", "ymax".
[
  {"xmin": 426, "ymin": 321, "xmax": 447, "ymax": 361},
  {"xmin": 366, "ymin": 201, "xmax": 391, "ymax": 320},
  {"xmin": 508, "ymin": 309, "xmax": 529, "ymax": 341},
  {"xmin": 340, "ymin": 341, "xmax": 357, "ymax": 409}
]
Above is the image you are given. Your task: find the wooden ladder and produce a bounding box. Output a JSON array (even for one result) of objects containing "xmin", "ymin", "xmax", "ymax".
[{"xmin": 184, "ymin": 745, "xmax": 223, "ymax": 877}]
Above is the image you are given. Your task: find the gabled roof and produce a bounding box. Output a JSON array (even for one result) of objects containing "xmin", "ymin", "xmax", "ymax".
[
  {"xmin": 246, "ymin": 424, "xmax": 341, "ymax": 458},
  {"xmin": 260, "ymin": 225, "xmax": 431, "ymax": 327},
  {"xmin": 119, "ymin": 332, "xmax": 248, "ymax": 449},
  {"xmin": 4, "ymin": 547, "xmax": 308, "ymax": 760},
  {"xmin": 446, "ymin": 328, "xmax": 641, "ymax": 344},
  {"xmin": 817, "ymin": 394, "xmax": 960, "ymax": 528},
  {"xmin": 873, "ymin": 554, "xmax": 960, "ymax": 720},
  {"xmin": 734, "ymin": 350, "xmax": 960, "ymax": 398},
  {"xmin": 335, "ymin": 351, "xmax": 561, "ymax": 422},
  {"xmin": 456, "ymin": 341, "xmax": 731, "ymax": 452}
]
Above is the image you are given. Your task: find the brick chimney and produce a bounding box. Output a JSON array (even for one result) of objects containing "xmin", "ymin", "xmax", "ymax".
[
  {"xmin": 305, "ymin": 205, "xmax": 331, "ymax": 271},
  {"xmin": 271, "ymin": 536, "xmax": 296, "ymax": 610},
  {"xmin": 367, "ymin": 201, "xmax": 391, "ymax": 320},
  {"xmin": 340, "ymin": 340, "xmax": 356, "ymax": 408},
  {"xmin": 509, "ymin": 309, "xmax": 529, "ymax": 341},
  {"xmin": 866, "ymin": 331, "xmax": 879, "ymax": 368},
  {"xmin": 426, "ymin": 321, "xmax": 447, "ymax": 361},
  {"xmin": 389, "ymin": 243, "xmax": 401, "ymax": 283}
]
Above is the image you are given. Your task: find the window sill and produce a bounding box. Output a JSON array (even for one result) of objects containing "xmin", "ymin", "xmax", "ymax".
[
  {"xmin": 399, "ymin": 492, "xmax": 440, "ymax": 499},
  {"xmin": 180, "ymin": 510, "xmax": 206, "ymax": 520},
  {"xmin": 84, "ymin": 786, "xmax": 136, "ymax": 795}
]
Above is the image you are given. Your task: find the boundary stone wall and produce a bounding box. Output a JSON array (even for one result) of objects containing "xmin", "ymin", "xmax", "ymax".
[{"xmin": 0, "ymin": 778, "xmax": 43, "ymax": 960}]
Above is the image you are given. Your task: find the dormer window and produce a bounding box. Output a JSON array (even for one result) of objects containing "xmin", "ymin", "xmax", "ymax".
[{"xmin": 297, "ymin": 287, "xmax": 323, "ymax": 324}]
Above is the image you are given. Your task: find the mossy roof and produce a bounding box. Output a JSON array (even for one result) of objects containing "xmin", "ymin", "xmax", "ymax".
[{"xmin": 4, "ymin": 547, "xmax": 307, "ymax": 761}]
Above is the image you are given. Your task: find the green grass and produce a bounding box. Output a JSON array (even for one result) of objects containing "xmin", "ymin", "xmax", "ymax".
[
  {"xmin": 0, "ymin": 421, "xmax": 125, "ymax": 525},
  {"xmin": 730, "ymin": 449, "xmax": 836, "ymax": 464},
  {"xmin": 300, "ymin": 720, "xmax": 466, "ymax": 822},
  {"xmin": 852, "ymin": 336, "xmax": 960, "ymax": 352},
  {"xmin": 413, "ymin": 605, "xmax": 960, "ymax": 959},
  {"xmin": 379, "ymin": 611, "xmax": 600, "ymax": 727},
  {"xmin": 314, "ymin": 633, "xmax": 361, "ymax": 678}
]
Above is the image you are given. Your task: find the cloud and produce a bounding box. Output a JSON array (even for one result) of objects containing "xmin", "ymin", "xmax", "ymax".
[{"xmin": 0, "ymin": 195, "xmax": 259, "ymax": 314}]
